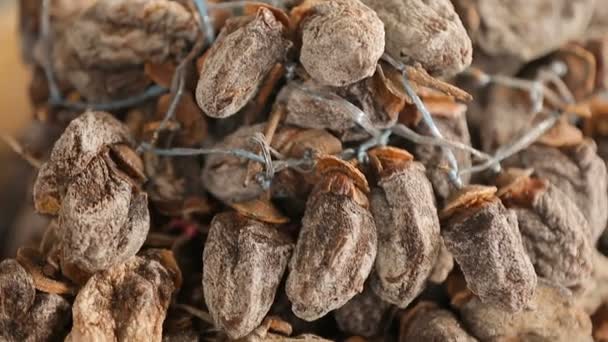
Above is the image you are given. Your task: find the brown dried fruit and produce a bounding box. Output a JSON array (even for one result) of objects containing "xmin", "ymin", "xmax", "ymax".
[
  {"xmin": 427, "ymin": 238, "xmax": 454, "ymax": 284},
  {"xmin": 34, "ymin": 111, "xmax": 132, "ymax": 214},
  {"xmin": 413, "ymin": 109, "xmax": 473, "ymax": 206},
  {"xmin": 441, "ymin": 185, "xmax": 537, "ymax": 312},
  {"xmin": 59, "ymin": 157, "xmax": 149, "ymax": 275},
  {"xmin": 458, "ymin": 281, "xmax": 593, "ymax": 342},
  {"xmin": 203, "ymin": 212, "xmax": 293, "ymax": 339},
  {"xmin": 196, "ymin": 8, "xmax": 291, "ymax": 118},
  {"xmin": 66, "ymin": 253, "xmax": 178, "ymax": 341},
  {"xmin": 479, "ymin": 85, "xmax": 533, "ymax": 153},
  {"xmin": 576, "ymin": 250, "xmax": 608, "ymax": 314},
  {"xmin": 400, "ymin": 302, "xmax": 477, "ymax": 342},
  {"xmin": 505, "ymin": 140, "xmax": 608, "ymax": 243},
  {"xmin": 202, "ymin": 123, "xmax": 266, "ymax": 203},
  {"xmin": 286, "ymin": 156, "xmax": 377, "ymax": 321},
  {"xmin": 0, "ymin": 259, "xmax": 35, "ymax": 321},
  {"xmin": 295, "ymin": 0, "xmax": 384, "ymax": 87},
  {"xmin": 282, "ymin": 63, "xmax": 404, "ymax": 142},
  {"xmin": 362, "ymin": 0, "xmax": 472, "ymax": 76},
  {"xmin": 334, "ymin": 283, "xmax": 393, "ymax": 338},
  {"xmin": 367, "ymin": 147, "xmax": 441, "ymax": 307},
  {"xmin": 497, "ymin": 169, "xmax": 593, "ymax": 289},
  {"xmin": 51, "ymin": 0, "xmax": 198, "ymax": 101},
  {"xmin": 0, "ymin": 259, "xmax": 71, "ymax": 342},
  {"xmin": 454, "ymin": 0, "xmax": 595, "ymax": 62},
  {"xmin": 64, "ymin": 0, "xmax": 198, "ymax": 67},
  {"xmin": 33, "ymin": 111, "xmax": 149, "ymax": 277}
]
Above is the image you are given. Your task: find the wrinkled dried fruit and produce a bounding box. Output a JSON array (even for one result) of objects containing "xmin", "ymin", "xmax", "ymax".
[
  {"xmin": 362, "ymin": 0, "xmax": 472, "ymax": 76},
  {"xmin": 367, "ymin": 147, "xmax": 440, "ymax": 307},
  {"xmin": 454, "ymin": 0, "xmax": 595, "ymax": 62},
  {"xmin": 203, "ymin": 212, "xmax": 293, "ymax": 339},
  {"xmin": 202, "ymin": 123, "xmax": 266, "ymax": 203},
  {"xmin": 497, "ymin": 169, "xmax": 593, "ymax": 289},
  {"xmin": 64, "ymin": 0, "xmax": 198, "ymax": 67},
  {"xmin": 59, "ymin": 156, "xmax": 149, "ymax": 274},
  {"xmin": 441, "ymin": 185, "xmax": 536, "ymax": 312},
  {"xmin": 334, "ymin": 284, "xmax": 392, "ymax": 337},
  {"xmin": 52, "ymin": 0, "xmax": 198, "ymax": 101},
  {"xmin": 0, "ymin": 259, "xmax": 35, "ymax": 321},
  {"xmin": 33, "ymin": 111, "xmax": 150, "ymax": 277},
  {"xmin": 66, "ymin": 253, "xmax": 178, "ymax": 341},
  {"xmin": 34, "ymin": 111, "xmax": 132, "ymax": 214},
  {"xmin": 283, "ymin": 63, "xmax": 403, "ymax": 142},
  {"xmin": 505, "ymin": 140, "xmax": 608, "ymax": 243},
  {"xmin": 295, "ymin": 0, "xmax": 385, "ymax": 86},
  {"xmin": 196, "ymin": 8, "xmax": 291, "ymax": 118},
  {"xmin": 0, "ymin": 259, "xmax": 71, "ymax": 342},
  {"xmin": 400, "ymin": 302, "xmax": 477, "ymax": 342},
  {"xmin": 286, "ymin": 156, "xmax": 377, "ymax": 321},
  {"xmin": 459, "ymin": 281, "xmax": 593, "ymax": 342}
]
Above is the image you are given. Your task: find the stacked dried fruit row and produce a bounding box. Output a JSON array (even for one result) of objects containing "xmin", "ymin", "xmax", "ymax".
[{"xmin": 3, "ymin": 0, "xmax": 608, "ymax": 341}]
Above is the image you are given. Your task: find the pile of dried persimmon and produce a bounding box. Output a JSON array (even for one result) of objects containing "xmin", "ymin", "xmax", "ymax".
[{"xmin": 3, "ymin": 0, "xmax": 608, "ymax": 341}]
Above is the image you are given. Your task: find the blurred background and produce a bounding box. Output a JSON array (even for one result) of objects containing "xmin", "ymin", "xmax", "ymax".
[{"xmin": 0, "ymin": 0, "xmax": 44, "ymax": 258}]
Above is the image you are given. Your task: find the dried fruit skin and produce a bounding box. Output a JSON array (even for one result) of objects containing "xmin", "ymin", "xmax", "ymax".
[
  {"xmin": 282, "ymin": 80, "xmax": 362, "ymax": 138},
  {"xmin": 401, "ymin": 303, "xmax": 477, "ymax": 342},
  {"xmin": 442, "ymin": 190, "xmax": 536, "ymax": 312},
  {"xmin": 34, "ymin": 111, "xmax": 132, "ymax": 214},
  {"xmin": 0, "ymin": 259, "xmax": 35, "ymax": 321},
  {"xmin": 283, "ymin": 65, "xmax": 401, "ymax": 142},
  {"xmin": 428, "ymin": 238, "xmax": 454, "ymax": 284},
  {"xmin": 196, "ymin": 8, "xmax": 291, "ymax": 118},
  {"xmin": 459, "ymin": 281, "xmax": 593, "ymax": 342},
  {"xmin": 66, "ymin": 254, "xmax": 177, "ymax": 342},
  {"xmin": 202, "ymin": 124, "xmax": 266, "ymax": 203},
  {"xmin": 0, "ymin": 260, "xmax": 71, "ymax": 342},
  {"xmin": 362, "ymin": 0, "xmax": 472, "ymax": 76},
  {"xmin": 508, "ymin": 182, "xmax": 593, "ymax": 289},
  {"xmin": 298, "ymin": 0, "xmax": 385, "ymax": 87},
  {"xmin": 52, "ymin": 0, "xmax": 198, "ymax": 101},
  {"xmin": 65, "ymin": 0, "xmax": 198, "ymax": 67},
  {"xmin": 506, "ymin": 141, "xmax": 608, "ymax": 242},
  {"xmin": 370, "ymin": 160, "xmax": 441, "ymax": 307},
  {"xmin": 32, "ymin": 111, "xmax": 149, "ymax": 276},
  {"xmin": 454, "ymin": 0, "xmax": 595, "ymax": 62},
  {"xmin": 334, "ymin": 284, "xmax": 392, "ymax": 337},
  {"xmin": 59, "ymin": 156, "xmax": 149, "ymax": 274},
  {"xmin": 286, "ymin": 190, "xmax": 377, "ymax": 321},
  {"xmin": 203, "ymin": 212, "xmax": 293, "ymax": 339}
]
